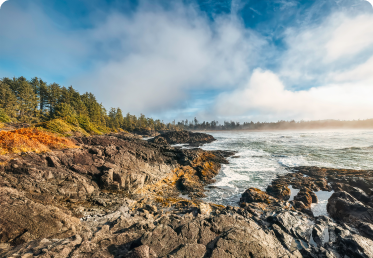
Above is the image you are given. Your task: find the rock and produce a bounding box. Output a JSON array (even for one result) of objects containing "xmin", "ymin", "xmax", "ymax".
[
  {"xmin": 199, "ymin": 203, "xmax": 212, "ymax": 216},
  {"xmin": 266, "ymin": 184, "xmax": 291, "ymax": 200},
  {"xmin": 327, "ymin": 191, "xmax": 373, "ymax": 226},
  {"xmin": 275, "ymin": 211, "xmax": 313, "ymax": 242},
  {"xmin": 171, "ymin": 244, "xmax": 206, "ymax": 258},
  {"xmin": 3, "ymin": 133, "xmax": 373, "ymax": 258},
  {"xmin": 211, "ymin": 221, "xmax": 292, "ymax": 258},
  {"xmin": 0, "ymin": 187, "xmax": 80, "ymax": 245},
  {"xmin": 152, "ymin": 136, "xmax": 168, "ymax": 145},
  {"xmin": 312, "ymin": 224, "xmax": 328, "ymax": 246},
  {"xmin": 272, "ymin": 224, "xmax": 297, "ymax": 252},
  {"xmin": 309, "ymin": 191, "xmax": 318, "ymax": 203},
  {"xmin": 339, "ymin": 233, "xmax": 373, "ymax": 258},
  {"xmin": 294, "ymin": 189, "xmax": 313, "ymax": 209},
  {"xmin": 239, "ymin": 188, "xmax": 273, "ymax": 205},
  {"xmin": 46, "ymin": 156, "xmax": 60, "ymax": 168},
  {"xmin": 149, "ymin": 131, "xmax": 215, "ymax": 146},
  {"xmin": 358, "ymin": 222, "xmax": 373, "ymax": 240},
  {"xmin": 141, "ymin": 225, "xmax": 180, "ymax": 257},
  {"xmin": 125, "ymin": 245, "xmax": 157, "ymax": 258}
]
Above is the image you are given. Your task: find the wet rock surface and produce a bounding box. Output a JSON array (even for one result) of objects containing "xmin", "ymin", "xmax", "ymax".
[
  {"xmin": 148, "ymin": 131, "xmax": 216, "ymax": 146},
  {"xmin": 1, "ymin": 133, "xmax": 373, "ymax": 257},
  {"xmin": 239, "ymin": 166, "xmax": 373, "ymax": 257}
]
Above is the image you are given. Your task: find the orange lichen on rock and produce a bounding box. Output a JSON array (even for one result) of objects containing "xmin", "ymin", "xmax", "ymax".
[{"xmin": 0, "ymin": 128, "xmax": 77, "ymax": 154}]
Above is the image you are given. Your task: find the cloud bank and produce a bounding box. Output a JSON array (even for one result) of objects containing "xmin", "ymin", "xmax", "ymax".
[
  {"xmin": 73, "ymin": 4, "xmax": 265, "ymax": 114},
  {"xmin": 1, "ymin": 0, "xmax": 373, "ymax": 121}
]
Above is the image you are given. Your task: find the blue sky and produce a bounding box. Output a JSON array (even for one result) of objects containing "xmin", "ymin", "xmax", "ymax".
[{"xmin": 1, "ymin": 0, "xmax": 373, "ymax": 122}]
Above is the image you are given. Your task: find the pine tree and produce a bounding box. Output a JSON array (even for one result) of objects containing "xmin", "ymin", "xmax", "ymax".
[
  {"xmin": 0, "ymin": 80, "xmax": 18, "ymax": 117},
  {"xmin": 48, "ymin": 83, "xmax": 62, "ymax": 116},
  {"xmin": 17, "ymin": 79, "xmax": 39, "ymax": 120}
]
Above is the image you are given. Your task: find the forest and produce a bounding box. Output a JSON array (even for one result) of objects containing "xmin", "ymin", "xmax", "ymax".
[
  {"xmin": 177, "ymin": 118, "xmax": 373, "ymax": 131},
  {"xmin": 2, "ymin": 76, "xmax": 373, "ymax": 136},
  {"xmin": 0, "ymin": 76, "xmax": 177, "ymax": 135}
]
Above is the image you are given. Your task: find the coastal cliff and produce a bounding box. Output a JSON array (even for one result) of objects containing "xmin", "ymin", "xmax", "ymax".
[{"xmin": 1, "ymin": 131, "xmax": 373, "ymax": 257}]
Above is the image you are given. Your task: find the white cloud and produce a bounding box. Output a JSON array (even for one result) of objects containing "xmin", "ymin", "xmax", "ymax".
[
  {"xmin": 73, "ymin": 4, "xmax": 265, "ymax": 114},
  {"xmin": 211, "ymin": 10, "xmax": 373, "ymax": 121},
  {"xmin": 325, "ymin": 14, "xmax": 373, "ymax": 61},
  {"xmin": 214, "ymin": 69, "xmax": 373, "ymax": 121},
  {"xmin": 279, "ymin": 12, "xmax": 373, "ymax": 88},
  {"xmin": 2, "ymin": 0, "xmax": 373, "ymax": 121}
]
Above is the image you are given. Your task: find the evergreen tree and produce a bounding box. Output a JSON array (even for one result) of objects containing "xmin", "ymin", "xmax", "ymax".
[
  {"xmin": 17, "ymin": 79, "xmax": 39, "ymax": 119},
  {"xmin": 0, "ymin": 80, "xmax": 18, "ymax": 117},
  {"xmin": 48, "ymin": 83, "xmax": 62, "ymax": 116}
]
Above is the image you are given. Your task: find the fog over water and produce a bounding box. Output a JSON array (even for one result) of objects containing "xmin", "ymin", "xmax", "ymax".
[{"xmin": 200, "ymin": 130, "xmax": 373, "ymax": 207}]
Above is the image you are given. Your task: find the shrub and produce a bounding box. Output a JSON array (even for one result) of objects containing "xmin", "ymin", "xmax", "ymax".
[
  {"xmin": 0, "ymin": 109, "xmax": 10, "ymax": 123},
  {"xmin": 36, "ymin": 119, "xmax": 88, "ymax": 136},
  {"xmin": 0, "ymin": 128, "xmax": 77, "ymax": 154},
  {"xmin": 76, "ymin": 115, "xmax": 102, "ymax": 135}
]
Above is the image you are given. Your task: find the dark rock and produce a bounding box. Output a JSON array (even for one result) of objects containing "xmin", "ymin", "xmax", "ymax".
[
  {"xmin": 149, "ymin": 131, "xmax": 215, "ymax": 146},
  {"xmin": 239, "ymin": 188, "xmax": 273, "ymax": 205},
  {"xmin": 275, "ymin": 211, "xmax": 313, "ymax": 242},
  {"xmin": 338, "ymin": 233, "xmax": 373, "ymax": 258},
  {"xmin": 266, "ymin": 184, "xmax": 291, "ymax": 200},
  {"xmin": 151, "ymin": 136, "xmax": 168, "ymax": 145},
  {"xmin": 294, "ymin": 189, "xmax": 313, "ymax": 209},
  {"xmin": 358, "ymin": 222, "xmax": 373, "ymax": 240},
  {"xmin": 327, "ymin": 191, "xmax": 373, "ymax": 226}
]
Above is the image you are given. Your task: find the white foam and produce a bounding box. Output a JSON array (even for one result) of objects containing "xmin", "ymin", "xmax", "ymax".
[
  {"xmin": 199, "ymin": 130, "xmax": 373, "ymax": 206},
  {"xmin": 212, "ymin": 166, "xmax": 251, "ymax": 188}
]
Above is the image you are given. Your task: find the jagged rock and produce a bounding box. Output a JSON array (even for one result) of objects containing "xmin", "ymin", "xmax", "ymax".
[
  {"xmin": 171, "ymin": 244, "xmax": 206, "ymax": 258},
  {"xmin": 152, "ymin": 136, "xmax": 168, "ymax": 145},
  {"xmin": 294, "ymin": 188, "xmax": 313, "ymax": 209},
  {"xmin": 358, "ymin": 222, "xmax": 373, "ymax": 240},
  {"xmin": 125, "ymin": 245, "xmax": 157, "ymax": 258},
  {"xmin": 211, "ymin": 222, "xmax": 292, "ymax": 258},
  {"xmin": 141, "ymin": 225, "xmax": 181, "ymax": 257},
  {"xmin": 239, "ymin": 188, "xmax": 273, "ymax": 205},
  {"xmin": 275, "ymin": 211, "xmax": 313, "ymax": 242},
  {"xmin": 327, "ymin": 191, "xmax": 373, "ymax": 226},
  {"xmin": 266, "ymin": 184, "xmax": 291, "ymax": 200},
  {"xmin": 149, "ymin": 131, "xmax": 215, "ymax": 146},
  {"xmin": 3, "ymin": 132, "xmax": 373, "ymax": 258},
  {"xmin": 272, "ymin": 224, "xmax": 298, "ymax": 252},
  {"xmin": 0, "ymin": 187, "xmax": 81, "ymax": 245},
  {"xmin": 339, "ymin": 233, "xmax": 373, "ymax": 258}
]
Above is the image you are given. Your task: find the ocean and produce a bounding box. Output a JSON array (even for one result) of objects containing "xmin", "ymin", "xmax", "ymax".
[{"xmin": 198, "ymin": 130, "xmax": 373, "ymax": 210}]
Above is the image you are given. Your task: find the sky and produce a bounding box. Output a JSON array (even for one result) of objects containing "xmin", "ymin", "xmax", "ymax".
[{"xmin": 1, "ymin": 0, "xmax": 373, "ymax": 122}]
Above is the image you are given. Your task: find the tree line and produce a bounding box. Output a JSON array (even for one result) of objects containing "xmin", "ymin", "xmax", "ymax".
[
  {"xmin": 177, "ymin": 118, "xmax": 373, "ymax": 130},
  {"xmin": 0, "ymin": 76, "xmax": 176, "ymax": 134}
]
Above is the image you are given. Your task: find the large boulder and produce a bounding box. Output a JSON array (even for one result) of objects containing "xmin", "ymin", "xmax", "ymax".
[
  {"xmin": 266, "ymin": 184, "xmax": 291, "ymax": 200},
  {"xmin": 240, "ymin": 188, "xmax": 273, "ymax": 205},
  {"xmin": 293, "ymin": 188, "xmax": 313, "ymax": 209},
  {"xmin": 327, "ymin": 191, "xmax": 373, "ymax": 226}
]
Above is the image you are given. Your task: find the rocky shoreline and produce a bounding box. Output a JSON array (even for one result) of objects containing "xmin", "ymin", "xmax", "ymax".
[{"xmin": 1, "ymin": 131, "xmax": 373, "ymax": 257}]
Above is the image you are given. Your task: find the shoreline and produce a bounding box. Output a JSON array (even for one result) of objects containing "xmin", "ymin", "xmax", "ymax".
[
  {"xmin": 1, "ymin": 131, "xmax": 373, "ymax": 257},
  {"xmin": 194, "ymin": 127, "xmax": 373, "ymax": 133}
]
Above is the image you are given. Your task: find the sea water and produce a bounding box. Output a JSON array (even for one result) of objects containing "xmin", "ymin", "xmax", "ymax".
[{"xmin": 200, "ymin": 130, "xmax": 373, "ymax": 210}]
